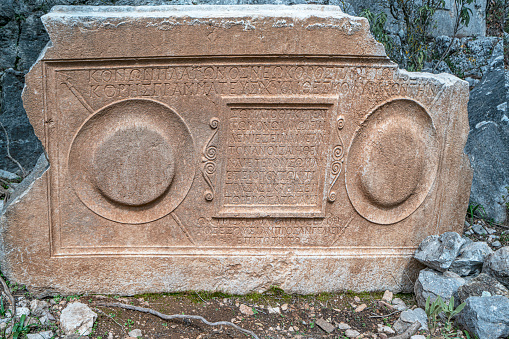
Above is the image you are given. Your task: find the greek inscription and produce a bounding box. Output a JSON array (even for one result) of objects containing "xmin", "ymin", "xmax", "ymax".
[
  {"xmin": 221, "ymin": 106, "xmax": 329, "ymax": 209},
  {"xmin": 79, "ymin": 65, "xmax": 442, "ymax": 99}
]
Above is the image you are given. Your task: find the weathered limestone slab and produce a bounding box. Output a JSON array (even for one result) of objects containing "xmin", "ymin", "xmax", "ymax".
[{"xmin": 0, "ymin": 5, "xmax": 472, "ymax": 296}]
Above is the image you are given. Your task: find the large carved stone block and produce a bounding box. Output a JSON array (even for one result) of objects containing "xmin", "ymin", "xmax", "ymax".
[{"xmin": 0, "ymin": 5, "xmax": 472, "ymax": 296}]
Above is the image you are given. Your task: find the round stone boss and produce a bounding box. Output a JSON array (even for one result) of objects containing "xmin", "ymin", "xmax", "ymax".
[
  {"xmin": 345, "ymin": 98, "xmax": 439, "ymax": 224},
  {"xmin": 68, "ymin": 99, "xmax": 195, "ymax": 224}
]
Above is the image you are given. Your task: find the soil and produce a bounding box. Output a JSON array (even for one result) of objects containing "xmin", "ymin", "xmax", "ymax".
[{"xmin": 41, "ymin": 290, "xmax": 421, "ymax": 339}]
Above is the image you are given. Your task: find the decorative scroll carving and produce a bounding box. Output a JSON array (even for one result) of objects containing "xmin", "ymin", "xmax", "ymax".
[
  {"xmin": 202, "ymin": 118, "xmax": 219, "ymax": 201},
  {"xmin": 327, "ymin": 116, "xmax": 345, "ymax": 202}
]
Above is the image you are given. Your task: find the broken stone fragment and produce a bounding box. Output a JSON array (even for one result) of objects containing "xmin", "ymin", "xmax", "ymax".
[
  {"xmin": 59, "ymin": 302, "xmax": 97, "ymax": 336},
  {"xmin": 449, "ymin": 241, "xmax": 493, "ymax": 276},
  {"xmin": 414, "ymin": 232, "xmax": 468, "ymax": 272},
  {"xmin": 455, "ymin": 296, "xmax": 509, "ymax": 339},
  {"xmin": 457, "ymin": 273, "xmax": 509, "ymax": 303},
  {"xmin": 393, "ymin": 308, "xmax": 428, "ymax": 334},
  {"xmin": 414, "ymin": 269, "xmax": 466, "ymax": 307},
  {"xmin": 482, "ymin": 246, "xmax": 509, "ymax": 288}
]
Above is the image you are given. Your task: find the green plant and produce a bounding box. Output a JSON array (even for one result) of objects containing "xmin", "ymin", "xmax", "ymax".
[
  {"xmin": 53, "ymin": 295, "xmax": 62, "ymax": 304},
  {"xmin": 360, "ymin": 9, "xmax": 393, "ymax": 54},
  {"xmin": 387, "ymin": 0, "xmax": 445, "ymax": 71},
  {"xmin": 467, "ymin": 203, "xmax": 485, "ymax": 225},
  {"xmin": 433, "ymin": 0, "xmax": 474, "ymax": 73},
  {"xmin": 425, "ymin": 296, "xmax": 466, "ymax": 337},
  {"xmin": 441, "ymin": 296, "xmax": 466, "ymax": 332},
  {"xmin": 124, "ymin": 318, "xmax": 134, "ymax": 329},
  {"xmin": 12, "ymin": 314, "xmax": 29, "ymax": 339},
  {"xmin": 0, "ymin": 297, "xmax": 6, "ymax": 317},
  {"xmin": 66, "ymin": 295, "xmax": 80, "ymax": 302}
]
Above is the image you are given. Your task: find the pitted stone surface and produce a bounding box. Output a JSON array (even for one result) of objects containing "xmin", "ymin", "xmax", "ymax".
[
  {"xmin": 449, "ymin": 241, "xmax": 493, "ymax": 276},
  {"xmin": 456, "ymin": 296, "xmax": 509, "ymax": 339},
  {"xmin": 457, "ymin": 273, "xmax": 509, "ymax": 303},
  {"xmin": 483, "ymin": 247, "xmax": 509, "ymax": 288},
  {"xmin": 0, "ymin": 5, "xmax": 471, "ymax": 295},
  {"xmin": 414, "ymin": 269, "xmax": 466, "ymax": 308},
  {"xmin": 414, "ymin": 232, "xmax": 468, "ymax": 272}
]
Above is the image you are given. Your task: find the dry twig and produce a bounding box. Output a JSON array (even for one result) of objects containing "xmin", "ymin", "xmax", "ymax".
[
  {"xmin": 97, "ymin": 302, "xmax": 259, "ymax": 339},
  {"xmin": 369, "ymin": 310, "xmax": 402, "ymax": 318},
  {"xmin": 0, "ymin": 274, "xmax": 15, "ymax": 317},
  {"xmin": 389, "ymin": 321, "xmax": 420, "ymax": 339}
]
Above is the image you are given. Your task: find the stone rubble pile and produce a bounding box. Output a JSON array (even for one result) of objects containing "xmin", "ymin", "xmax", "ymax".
[{"xmin": 412, "ymin": 232, "xmax": 509, "ymax": 339}]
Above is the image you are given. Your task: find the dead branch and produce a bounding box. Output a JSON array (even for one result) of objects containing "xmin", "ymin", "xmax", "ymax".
[
  {"xmin": 0, "ymin": 121, "xmax": 26, "ymax": 178},
  {"xmin": 369, "ymin": 310, "xmax": 402, "ymax": 318},
  {"xmin": 93, "ymin": 307, "xmax": 128, "ymax": 336},
  {"xmin": 389, "ymin": 321, "xmax": 420, "ymax": 339},
  {"xmin": 97, "ymin": 302, "xmax": 260, "ymax": 339},
  {"xmin": 0, "ymin": 274, "xmax": 15, "ymax": 317}
]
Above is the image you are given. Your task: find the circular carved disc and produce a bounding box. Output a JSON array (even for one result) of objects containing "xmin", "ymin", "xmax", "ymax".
[
  {"xmin": 68, "ymin": 99, "xmax": 195, "ymax": 224},
  {"xmin": 345, "ymin": 99, "xmax": 439, "ymax": 224}
]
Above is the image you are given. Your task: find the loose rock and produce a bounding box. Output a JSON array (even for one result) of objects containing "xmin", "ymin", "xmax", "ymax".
[
  {"xmin": 337, "ymin": 322, "xmax": 351, "ymax": 330},
  {"xmin": 382, "ymin": 290, "xmax": 393, "ymax": 303},
  {"xmin": 27, "ymin": 331, "xmax": 53, "ymax": 339},
  {"xmin": 267, "ymin": 306, "xmax": 280, "ymax": 314},
  {"xmin": 30, "ymin": 300, "xmax": 50, "ymax": 317},
  {"xmin": 472, "ymin": 223, "xmax": 488, "ymax": 235},
  {"xmin": 414, "ymin": 232, "xmax": 467, "ymax": 271},
  {"xmin": 315, "ymin": 318, "xmax": 335, "ymax": 333},
  {"xmin": 391, "ymin": 298, "xmax": 408, "ymax": 311},
  {"xmin": 393, "ymin": 308, "xmax": 428, "ymax": 334},
  {"xmin": 239, "ymin": 304, "xmax": 254, "ymax": 315},
  {"xmin": 16, "ymin": 307, "xmax": 30, "ymax": 317},
  {"xmin": 457, "ymin": 273, "xmax": 509, "ymax": 303},
  {"xmin": 354, "ymin": 304, "xmax": 367, "ymax": 312},
  {"xmin": 60, "ymin": 302, "xmax": 97, "ymax": 336},
  {"xmin": 449, "ymin": 241, "xmax": 493, "ymax": 276},
  {"xmin": 128, "ymin": 329, "xmax": 142, "ymax": 337},
  {"xmin": 483, "ymin": 246, "xmax": 509, "ymax": 287},
  {"xmin": 345, "ymin": 329, "xmax": 361, "ymax": 338},
  {"xmin": 456, "ymin": 296, "xmax": 509, "ymax": 339},
  {"xmin": 414, "ymin": 269, "xmax": 466, "ymax": 307}
]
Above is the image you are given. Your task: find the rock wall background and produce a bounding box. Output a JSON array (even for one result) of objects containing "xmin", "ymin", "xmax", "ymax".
[{"xmin": 0, "ymin": 0, "xmax": 508, "ymax": 221}]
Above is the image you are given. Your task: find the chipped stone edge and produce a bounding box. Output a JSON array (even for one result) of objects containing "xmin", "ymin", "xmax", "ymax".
[
  {"xmin": 44, "ymin": 4, "xmax": 351, "ymax": 20},
  {"xmin": 0, "ymin": 154, "xmax": 49, "ymax": 215}
]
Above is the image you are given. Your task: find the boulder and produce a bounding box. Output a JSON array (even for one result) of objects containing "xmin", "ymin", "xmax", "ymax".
[
  {"xmin": 483, "ymin": 247, "xmax": 509, "ymax": 288},
  {"xmin": 393, "ymin": 308, "xmax": 428, "ymax": 334},
  {"xmin": 449, "ymin": 242, "xmax": 493, "ymax": 276},
  {"xmin": 60, "ymin": 302, "xmax": 97, "ymax": 336},
  {"xmin": 0, "ymin": 69, "xmax": 44, "ymax": 173},
  {"xmin": 414, "ymin": 269, "xmax": 466, "ymax": 308},
  {"xmin": 456, "ymin": 296, "xmax": 509, "ymax": 339},
  {"xmin": 457, "ymin": 273, "xmax": 509, "ymax": 303},
  {"xmin": 465, "ymin": 44, "xmax": 509, "ymax": 223},
  {"xmin": 414, "ymin": 232, "xmax": 468, "ymax": 271}
]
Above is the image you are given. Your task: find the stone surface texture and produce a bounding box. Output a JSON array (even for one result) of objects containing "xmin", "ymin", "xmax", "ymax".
[
  {"xmin": 482, "ymin": 247, "xmax": 509, "ymax": 288},
  {"xmin": 0, "ymin": 5, "xmax": 471, "ymax": 295},
  {"xmin": 59, "ymin": 302, "xmax": 97, "ymax": 336},
  {"xmin": 414, "ymin": 269, "xmax": 466, "ymax": 308},
  {"xmin": 414, "ymin": 232, "xmax": 468, "ymax": 272},
  {"xmin": 449, "ymin": 241, "xmax": 493, "ymax": 276},
  {"xmin": 465, "ymin": 50, "xmax": 509, "ymax": 224},
  {"xmin": 457, "ymin": 273, "xmax": 509, "ymax": 303},
  {"xmin": 393, "ymin": 308, "xmax": 428, "ymax": 334},
  {"xmin": 456, "ymin": 296, "xmax": 509, "ymax": 339}
]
